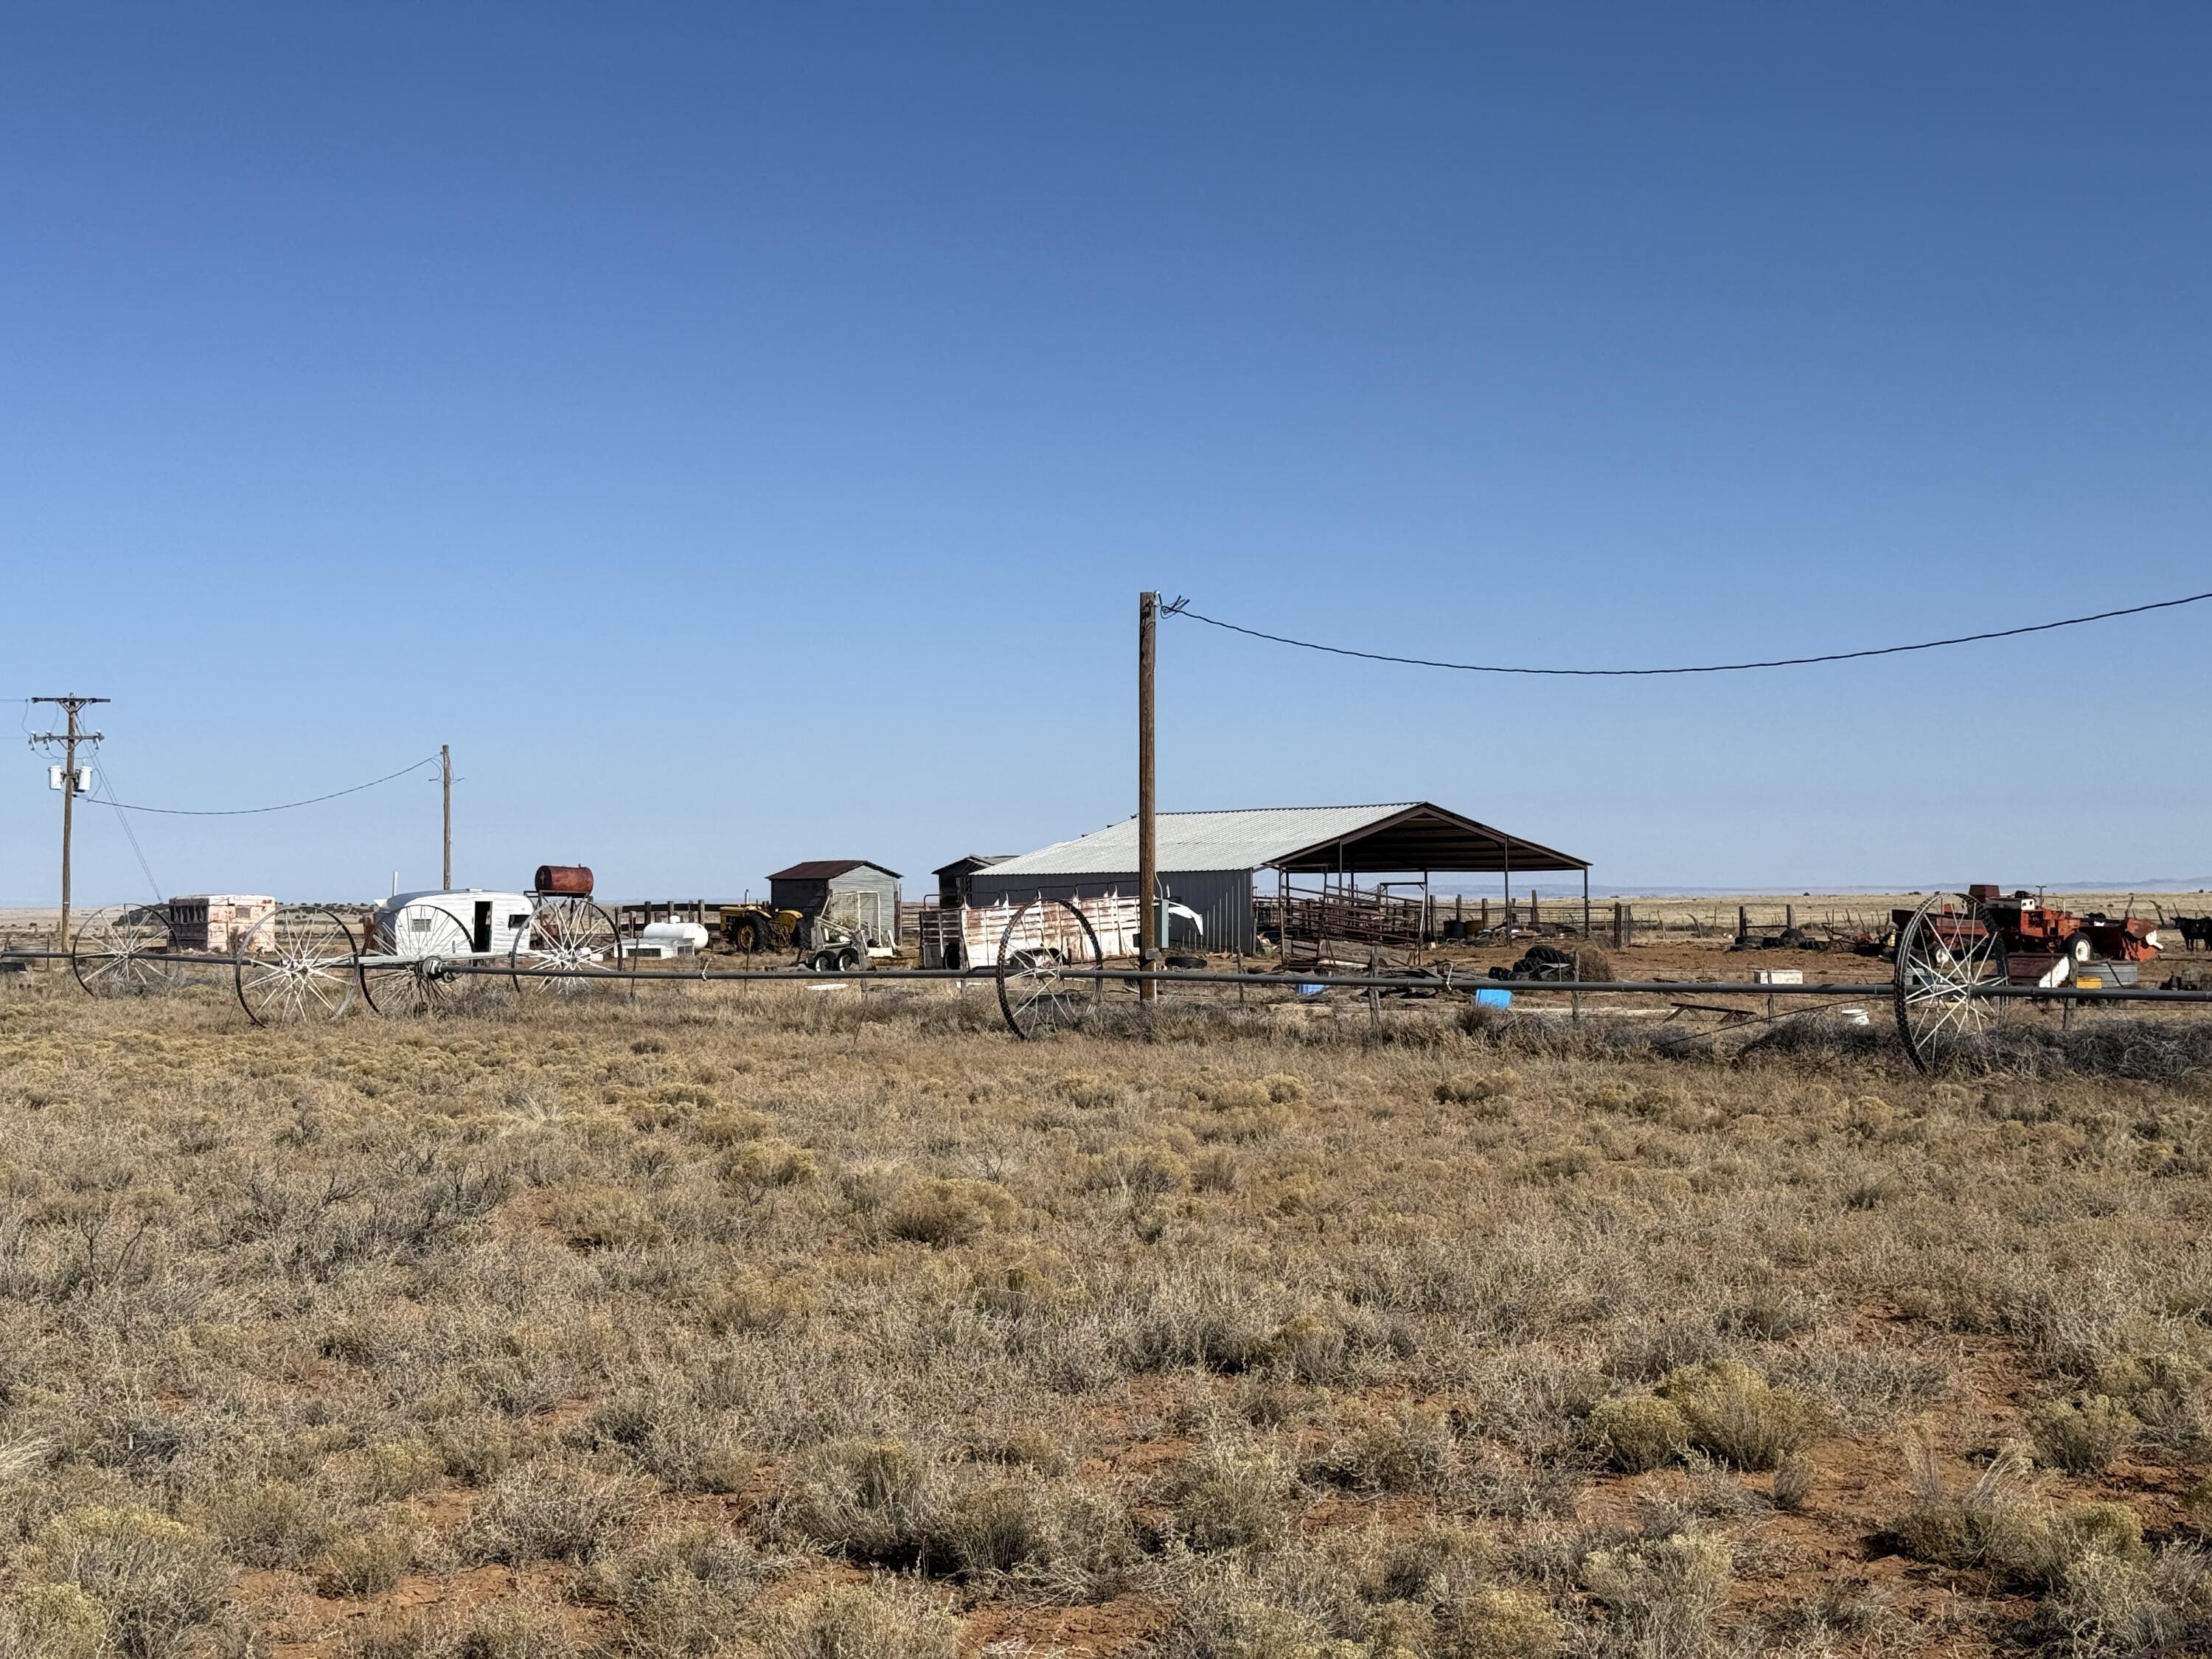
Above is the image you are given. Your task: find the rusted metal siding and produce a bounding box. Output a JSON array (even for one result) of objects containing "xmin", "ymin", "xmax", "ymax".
[
  {"xmin": 964, "ymin": 868, "xmax": 1253, "ymax": 953},
  {"xmin": 169, "ymin": 894, "xmax": 276, "ymax": 953},
  {"xmin": 917, "ymin": 893, "xmax": 1142, "ymax": 969}
]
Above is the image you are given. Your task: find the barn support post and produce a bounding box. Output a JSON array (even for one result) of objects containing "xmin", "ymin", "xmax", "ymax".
[
  {"xmin": 1582, "ymin": 868, "xmax": 1590, "ymax": 938},
  {"xmin": 1502, "ymin": 837, "xmax": 1512, "ymax": 936}
]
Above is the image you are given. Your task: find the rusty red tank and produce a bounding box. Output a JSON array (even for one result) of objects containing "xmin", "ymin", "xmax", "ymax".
[{"xmin": 533, "ymin": 865, "xmax": 594, "ymax": 896}]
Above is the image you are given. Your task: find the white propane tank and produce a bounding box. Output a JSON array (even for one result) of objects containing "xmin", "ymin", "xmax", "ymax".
[{"xmin": 639, "ymin": 922, "xmax": 709, "ymax": 956}]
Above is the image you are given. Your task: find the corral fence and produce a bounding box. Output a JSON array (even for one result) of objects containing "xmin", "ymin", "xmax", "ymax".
[{"xmin": 10, "ymin": 935, "xmax": 2212, "ymax": 1077}]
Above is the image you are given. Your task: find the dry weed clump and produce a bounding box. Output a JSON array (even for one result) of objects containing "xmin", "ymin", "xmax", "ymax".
[
  {"xmin": 577, "ymin": 1523, "xmax": 779, "ymax": 1658},
  {"xmin": 1579, "ymin": 1527, "xmax": 1732, "ymax": 1658},
  {"xmin": 32, "ymin": 1504, "xmax": 229, "ymax": 1659},
  {"xmin": 1171, "ymin": 1438, "xmax": 1299, "ymax": 1552},
  {"xmin": 1893, "ymin": 1433, "xmax": 2146, "ymax": 1590},
  {"xmin": 1, "ymin": 975, "xmax": 2208, "ymax": 1653},
  {"xmin": 1587, "ymin": 1360, "xmax": 1821, "ymax": 1475},
  {"xmin": 464, "ymin": 1458, "xmax": 650, "ymax": 1564},
  {"xmin": 0, "ymin": 1582, "xmax": 110, "ymax": 1659},
  {"xmin": 1588, "ymin": 1396, "xmax": 1690, "ymax": 1473},
  {"xmin": 779, "ymin": 1438, "xmax": 952, "ymax": 1566},
  {"xmin": 1655, "ymin": 1358, "xmax": 1825, "ymax": 1470},
  {"xmin": 1158, "ymin": 1524, "xmax": 1562, "ymax": 1659},
  {"xmin": 746, "ymin": 1581, "xmax": 960, "ymax": 1658},
  {"xmin": 2042, "ymin": 1543, "xmax": 2212, "ymax": 1655},
  {"xmin": 2028, "ymin": 1393, "xmax": 2141, "ymax": 1474}
]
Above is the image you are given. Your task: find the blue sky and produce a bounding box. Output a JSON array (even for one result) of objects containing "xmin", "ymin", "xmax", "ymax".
[{"xmin": 5, "ymin": 4, "xmax": 2208, "ymax": 904}]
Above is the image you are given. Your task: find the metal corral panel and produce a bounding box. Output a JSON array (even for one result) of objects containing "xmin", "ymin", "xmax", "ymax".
[
  {"xmin": 967, "ymin": 868, "xmax": 1253, "ymax": 953},
  {"xmin": 919, "ymin": 892, "xmax": 1141, "ymax": 969}
]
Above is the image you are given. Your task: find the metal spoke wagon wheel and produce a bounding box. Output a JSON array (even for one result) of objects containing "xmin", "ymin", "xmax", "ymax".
[
  {"xmin": 512, "ymin": 895, "xmax": 628, "ymax": 996},
  {"xmin": 234, "ymin": 907, "xmax": 359, "ymax": 1026},
  {"xmin": 359, "ymin": 904, "xmax": 476, "ymax": 1017},
  {"xmin": 1893, "ymin": 892, "xmax": 2010, "ymax": 1072},
  {"xmin": 72, "ymin": 902, "xmax": 186, "ymax": 998},
  {"xmin": 996, "ymin": 897, "xmax": 1103, "ymax": 1040}
]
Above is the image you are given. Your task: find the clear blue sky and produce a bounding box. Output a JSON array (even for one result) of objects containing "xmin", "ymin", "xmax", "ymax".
[{"xmin": 6, "ymin": 4, "xmax": 2208, "ymax": 904}]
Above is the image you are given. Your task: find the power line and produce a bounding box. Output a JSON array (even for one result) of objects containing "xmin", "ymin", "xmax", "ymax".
[
  {"xmin": 90, "ymin": 755, "xmax": 442, "ymax": 815},
  {"xmin": 1165, "ymin": 587, "xmax": 2212, "ymax": 677},
  {"xmin": 88, "ymin": 762, "xmax": 166, "ymax": 904}
]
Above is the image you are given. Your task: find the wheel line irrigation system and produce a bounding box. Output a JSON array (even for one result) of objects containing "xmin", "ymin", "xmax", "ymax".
[{"xmin": 17, "ymin": 883, "xmax": 2212, "ymax": 1078}]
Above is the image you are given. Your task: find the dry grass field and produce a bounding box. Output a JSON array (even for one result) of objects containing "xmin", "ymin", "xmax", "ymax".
[{"xmin": 4, "ymin": 969, "xmax": 2211, "ymax": 1659}]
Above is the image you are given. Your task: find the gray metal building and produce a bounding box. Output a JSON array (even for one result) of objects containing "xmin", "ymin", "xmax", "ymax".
[
  {"xmin": 964, "ymin": 802, "xmax": 1587, "ymax": 953},
  {"xmin": 932, "ymin": 855, "xmax": 1012, "ymax": 908},
  {"xmin": 766, "ymin": 860, "xmax": 902, "ymax": 942}
]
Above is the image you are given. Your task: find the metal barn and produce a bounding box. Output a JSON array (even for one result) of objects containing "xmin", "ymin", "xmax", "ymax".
[
  {"xmin": 766, "ymin": 860, "xmax": 903, "ymax": 943},
  {"xmin": 933, "ymin": 855, "xmax": 1013, "ymax": 908},
  {"xmin": 964, "ymin": 803, "xmax": 1587, "ymax": 954}
]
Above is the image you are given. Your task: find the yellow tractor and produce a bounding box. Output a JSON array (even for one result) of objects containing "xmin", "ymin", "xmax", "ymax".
[
  {"xmin": 720, "ymin": 902, "xmax": 876, "ymax": 971},
  {"xmin": 719, "ymin": 904, "xmax": 803, "ymax": 953}
]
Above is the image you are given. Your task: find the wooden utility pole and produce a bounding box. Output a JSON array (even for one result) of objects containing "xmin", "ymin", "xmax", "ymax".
[
  {"xmin": 1138, "ymin": 591, "xmax": 1158, "ymax": 1002},
  {"xmin": 440, "ymin": 745, "xmax": 453, "ymax": 890},
  {"xmin": 30, "ymin": 695, "xmax": 109, "ymax": 953}
]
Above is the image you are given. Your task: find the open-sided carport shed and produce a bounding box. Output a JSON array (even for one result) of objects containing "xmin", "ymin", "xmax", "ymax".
[{"xmin": 964, "ymin": 801, "xmax": 1588, "ymax": 953}]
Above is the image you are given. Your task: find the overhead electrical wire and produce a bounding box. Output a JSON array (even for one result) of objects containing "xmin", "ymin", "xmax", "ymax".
[
  {"xmin": 1164, "ymin": 587, "xmax": 2212, "ymax": 677},
  {"xmin": 86, "ymin": 759, "xmax": 166, "ymax": 903},
  {"xmin": 88, "ymin": 754, "xmax": 442, "ymax": 815}
]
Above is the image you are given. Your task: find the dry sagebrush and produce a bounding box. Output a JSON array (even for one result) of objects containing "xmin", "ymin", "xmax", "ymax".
[{"xmin": 0, "ymin": 973, "xmax": 2208, "ymax": 1656}]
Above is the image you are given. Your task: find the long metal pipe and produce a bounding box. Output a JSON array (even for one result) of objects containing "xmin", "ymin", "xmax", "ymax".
[{"xmin": 20, "ymin": 947, "xmax": 2212, "ymax": 1004}]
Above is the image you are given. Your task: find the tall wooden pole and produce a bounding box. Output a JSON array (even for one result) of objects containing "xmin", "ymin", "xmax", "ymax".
[
  {"xmin": 60, "ymin": 712, "xmax": 77, "ymax": 949},
  {"xmin": 31, "ymin": 695, "xmax": 108, "ymax": 954},
  {"xmin": 1138, "ymin": 591, "xmax": 1158, "ymax": 1001},
  {"xmin": 441, "ymin": 745, "xmax": 452, "ymax": 890}
]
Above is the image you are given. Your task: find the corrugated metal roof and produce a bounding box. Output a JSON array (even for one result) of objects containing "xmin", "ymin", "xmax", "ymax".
[
  {"xmin": 984, "ymin": 805, "xmax": 1395, "ymax": 876},
  {"xmin": 981, "ymin": 803, "xmax": 1586, "ymax": 877},
  {"xmin": 767, "ymin": 860, "xmax": 902, "ymax": 882}
]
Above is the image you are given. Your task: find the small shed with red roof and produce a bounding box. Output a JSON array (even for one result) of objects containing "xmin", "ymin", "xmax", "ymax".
[{"xmin": 765, "ymin": 859, "xmax": 902, "ymax": 942}]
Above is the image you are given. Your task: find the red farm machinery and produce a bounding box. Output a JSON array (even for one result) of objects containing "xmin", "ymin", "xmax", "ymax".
[{"xmin": 1890, "ymin": 885, "xmax": 2165, "ymax": 1070}]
